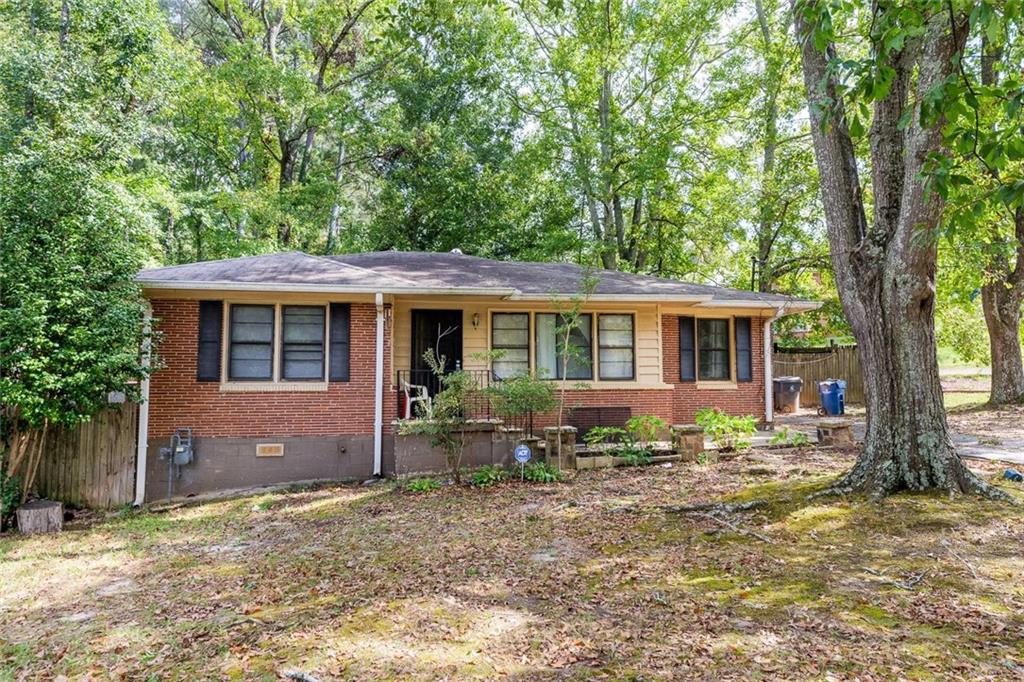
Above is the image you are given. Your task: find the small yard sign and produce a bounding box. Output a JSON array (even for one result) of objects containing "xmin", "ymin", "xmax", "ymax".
[{"xmin": 514, "ymin": 443, "xmax": 532, "ymax": 481}]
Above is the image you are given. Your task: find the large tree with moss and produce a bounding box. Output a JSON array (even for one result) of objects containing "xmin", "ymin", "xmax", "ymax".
[{"xmin": 792, "ymin": 0, "xmax": 1012, "ymax": 497}]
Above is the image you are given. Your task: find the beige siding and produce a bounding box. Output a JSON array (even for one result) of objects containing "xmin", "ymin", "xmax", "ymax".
[{"xmin": 390, "ymin": 296, "xmax": 668, "ymax": 388}]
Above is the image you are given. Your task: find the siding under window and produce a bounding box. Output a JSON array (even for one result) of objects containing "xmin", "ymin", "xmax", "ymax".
[
  {"xmin": 229, "ymin": 305, "xmax": 275, "ymax": 380},
  {"xmin": 197, "ymin": 300, "xmax": 222, "ymax": 382},
  {"xmin": 329, "ymin": 303, "xmax": 351, "ymax": 382}
]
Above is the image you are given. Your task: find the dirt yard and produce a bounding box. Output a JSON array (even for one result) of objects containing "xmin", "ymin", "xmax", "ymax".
[
  {"xmin": 948, "ymin": 403, "xmax": 1024, "ymax": 444},
  {"xmin": 2, "ymin": 450, "xmax": 1024, "ymax": 681}
]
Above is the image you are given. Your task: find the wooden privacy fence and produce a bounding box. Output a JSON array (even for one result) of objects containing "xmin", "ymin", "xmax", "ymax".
[
  {"xmin": 34, "ymin": 404, "xmax": 138, "ymax": 508},
  {"xmin": 773, "ymin": 344, "xmax": 864, "ymax": 406}
]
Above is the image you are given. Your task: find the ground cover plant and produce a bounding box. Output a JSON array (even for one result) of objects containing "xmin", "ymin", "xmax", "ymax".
[
  {"xmin": 695, "ymin": 408, "xmax": 757, "ymax": 451},
  {"xmin": 2, "ymin": 450, "xmax": 1022, "ymax": 680}
]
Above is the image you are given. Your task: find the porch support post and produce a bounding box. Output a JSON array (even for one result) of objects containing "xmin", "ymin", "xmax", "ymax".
[
  {"xmin": 373, "ymin": 292, "xmax": 385, "ymax": 477},
  {"xmin": 763, "ymin": 305, "xmax": 786, "ymax": 428},
  {"xmin": 133, "ymin": 302, "xmax": 153, "ymax": 506}
]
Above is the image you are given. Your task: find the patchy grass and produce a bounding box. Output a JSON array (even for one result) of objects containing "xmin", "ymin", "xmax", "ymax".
[
  {"xmin": 2, "ymin": 451, "xmax": 1024, "ymax": 680},
  {"xmin": 943, "ymin": 391, "xmax": 989, "ymax": 410}
]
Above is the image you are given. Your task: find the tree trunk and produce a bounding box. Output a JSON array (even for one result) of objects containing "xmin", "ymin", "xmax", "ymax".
[
  {"xmin": 794, "ymin": 3, "xmax": 1005, "ymax": 498},
  {"xmin": 325, "ymin": 141, "xmax": 346, "ymax": 253},
  {"xmin": 982, "ymin": 281, "xmax": 1024, "ymax": 404},
  {"xmin": 976, "ymin": 37, "xmax": 1024, "ymax": 405}
]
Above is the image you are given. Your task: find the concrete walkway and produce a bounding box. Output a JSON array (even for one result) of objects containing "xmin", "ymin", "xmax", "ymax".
[{"xmin": 770, "ymin": 410, "xmax": 1024, "ymax": 467}]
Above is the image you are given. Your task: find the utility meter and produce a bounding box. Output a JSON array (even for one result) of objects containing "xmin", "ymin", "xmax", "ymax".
[{"xmin": 171, "ymin": 428, "xmax": 193, "ymax": 465}]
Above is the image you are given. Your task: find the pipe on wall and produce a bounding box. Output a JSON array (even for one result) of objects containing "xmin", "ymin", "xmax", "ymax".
[
  {"xmin": 763, "ymin": 306, "xmax": 786, "ymax": 428},
  {"xmin": 373, "ymin": 292, "xmax": 385, "ymax": 477},
  {"xmin": 133, "ymin": 303, "xmax": 153, "ymax": 506}
]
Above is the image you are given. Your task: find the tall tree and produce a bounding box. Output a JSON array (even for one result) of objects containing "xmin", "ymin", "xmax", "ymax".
[
  {"xmin": 513, "ymin": 0, "xmax": 744, "ymax": 272},
  {"xmin": 746, "ymin": 0, "xmax": 827, "ymax": 294},
  {"xmin": 0, "ymin": 0, "xmax": 167, "ymax": 512},
  {"xmin": 940, "ymin": 12, "xmax": 1024, "ymax": 404},
  {"xmin": 792, "ymin": 0, "xmax": 1005, "ymax": 496}
]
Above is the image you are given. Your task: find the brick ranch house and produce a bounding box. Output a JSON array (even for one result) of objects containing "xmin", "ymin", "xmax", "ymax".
[{"xmin": 133, "ymin": 251, "xmax": 817, "ymax": 502}]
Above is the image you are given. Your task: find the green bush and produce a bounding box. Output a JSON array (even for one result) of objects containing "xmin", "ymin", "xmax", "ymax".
[
  {"xmin": 695, "ymin": 408, "xmax": 757, "ymax": 451},
  {"xmin": 625, "ymin": 415, "xmax": 666, "ymax": 443},
  {"xmin": 0, "ymin": 474, "xmax": 20, "ymax": 530},
  {"xmin": 614, "ymin": 442, "xmax": 653, "ymax": 466},
  {"xmin": 522, "ymin": 461, "xmax": 562, "ymax": 483},
  {"xmin": 470, "ymin": 465, "xmax": 509, "ymax": 487},
  {"xmin": 404, "ymin": 477, "xmax": 441, "ymax": 493},
  {"xmin": 770, "ymin": 427, "xmax": 811, "ymax": 447},
  {"xmin": 487, "ymin": 372, "xmax": 558, "ymax": 419},
  {"xmin": 583, "ymin": 426, "xmax": 627, "ymax": 448}
]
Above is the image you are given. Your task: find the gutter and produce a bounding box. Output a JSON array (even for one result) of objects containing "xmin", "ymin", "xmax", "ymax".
[
  {"xmin": 763, "ymin": 305, "xmax": 787, "ymax": 429},
  {"xmin": 133, "ymin": 302, "xmax": 153, "ymax": 506},
  {"xmin": 373, "ymin": 292, "xmax": 385, "ymax": 477},
  {"xmin": 138, "ymin": 279, "xmax": 517, "ymax": 297},
  {"xmin": 137, "ymin": 280, "xmax": 821, "ymax": 311}
]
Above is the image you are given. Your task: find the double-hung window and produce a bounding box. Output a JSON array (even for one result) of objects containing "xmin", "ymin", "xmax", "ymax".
[
  {"xmin": 281, "ymin": 306, "xmax": 326, "ymax": 380},
  {"xmin": 225, "ymin": 303, "xmax": 336, "ymax": 383},
  {"xmin": 598, "ymin": 314, "xmax": 635, "ymax": 380},
  {"xmin": 491, "ymin": 313, "xmax": 530, "ymax": 379},
  {"xmin": 228, "ymin": 305, "xmax": 275, "ymax": 380},
  {"xmin": 535, "ymin": 313, "xmax": 593, "ymax": 380},
  {"xmin": 697, "ymin": 318, "xmax": 730, "ymax": 381}
]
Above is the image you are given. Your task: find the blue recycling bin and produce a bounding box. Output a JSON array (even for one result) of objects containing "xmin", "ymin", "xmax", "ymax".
[{"xmin": 818, "ymin": 379, "xmax": 847, "ymax": 416}]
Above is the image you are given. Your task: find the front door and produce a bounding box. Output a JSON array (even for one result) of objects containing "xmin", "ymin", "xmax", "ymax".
[{"xmin": 410, "ymin": 309, "xmax": 463, "ymax": 394}]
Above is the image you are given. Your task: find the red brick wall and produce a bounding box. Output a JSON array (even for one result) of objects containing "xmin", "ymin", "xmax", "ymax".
[
  {"xmin": 662, "ymin": 314, "xmax": 767, "ymax": 424},
  {"xmin": 148, "ymin": 300, "xmax": 394, "ymax": 439}
]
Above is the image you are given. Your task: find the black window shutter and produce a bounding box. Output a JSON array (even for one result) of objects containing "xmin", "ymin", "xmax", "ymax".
[
  {"xmin": 736, "ymin": 317, "xmax": 753, "ymax": 382},
  {"xmin": 679, "ymin": 316, "xmax": 696, "ymax": 382},
  {"xmin": 329, "ymin": 303, "xmax": 351, "ymax": 382},
  {"xmin": 197, "ymin": 300, "xmax": 223, "ymax": 382}
]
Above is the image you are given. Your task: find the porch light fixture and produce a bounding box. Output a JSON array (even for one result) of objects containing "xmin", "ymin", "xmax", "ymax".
[{"xmin": 472, "ymin": 312, "xmax": 480, "ymax": 329}]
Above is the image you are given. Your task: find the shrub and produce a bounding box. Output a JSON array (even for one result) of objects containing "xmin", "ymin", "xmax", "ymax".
[
  {"xmin": 614, "ymin": 442, "xmax": 653, "ymax": 466},
  {"xmin": 695, "ymin": 408, "xmax": 757, "ymax": 451},
  {"xmin": 470, "ymin": 465, "xmax": 509, "ymax": 487},
  {"xmin": 0, "ymin": 474, "xmax": 20, "ymax": 530},
  {"xmin": 770, "ymin": 427, "xmax": 811, "ymax": 447},
  {"xmin": 405, "ymin": 477, "xmax": 441, "ymax": 493},
  {"xmin": 583, "ymin": 426, "xmax": 627, "ymax": 448},
  {"xmin": 487, "ymin": 372, "xmax": 558, "ymax": 420},
  {"xmin": 522, "ymin": 461, "xmax": 562, "ymax": 483},
  {"xmin": 625, "ymin": 415, "xmax": 666, "ymax": 443}
]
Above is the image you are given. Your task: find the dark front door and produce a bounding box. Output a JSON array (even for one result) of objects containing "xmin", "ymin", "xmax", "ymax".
[{"xmin": 411, "ymin": 309, "xmax": 463, "ymax": 394}]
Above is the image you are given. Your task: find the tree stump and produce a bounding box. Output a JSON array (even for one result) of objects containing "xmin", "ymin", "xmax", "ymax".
[{"xmin": 16, "ymin": 500, "xmax": 64, "ymax": 534}]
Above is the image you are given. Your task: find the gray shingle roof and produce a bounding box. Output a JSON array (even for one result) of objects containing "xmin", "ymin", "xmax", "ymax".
[
  {"xmin": 328, "ymin": 252, "xmax": 801, "ymax": 303},
  {"xmin": 138, "ymin": 250, "xmax": 815, "ymax": 308}
]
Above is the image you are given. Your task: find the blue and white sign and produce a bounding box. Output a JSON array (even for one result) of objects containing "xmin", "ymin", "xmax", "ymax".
[{"xmin": 514, "ymin": 444, "xmax": 532, "ymax": 464}]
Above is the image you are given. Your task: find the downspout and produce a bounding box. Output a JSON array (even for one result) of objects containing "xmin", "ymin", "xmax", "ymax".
[
  {"xmin": 133, "ymin": 302, "xmax": 153, "ymax": 506},
  {"xmin": 763, "ymin": 305, "xmax": 786, "ymax": 429},
  {"xmin": 373, "ymin": 292, "xmax": 384, "ymax": 477}
]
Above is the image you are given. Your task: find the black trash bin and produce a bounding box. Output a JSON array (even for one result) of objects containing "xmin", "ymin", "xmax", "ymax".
[{"xmin": 773, "ymin": 376, "xmax": 804, "ymax": 414}]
